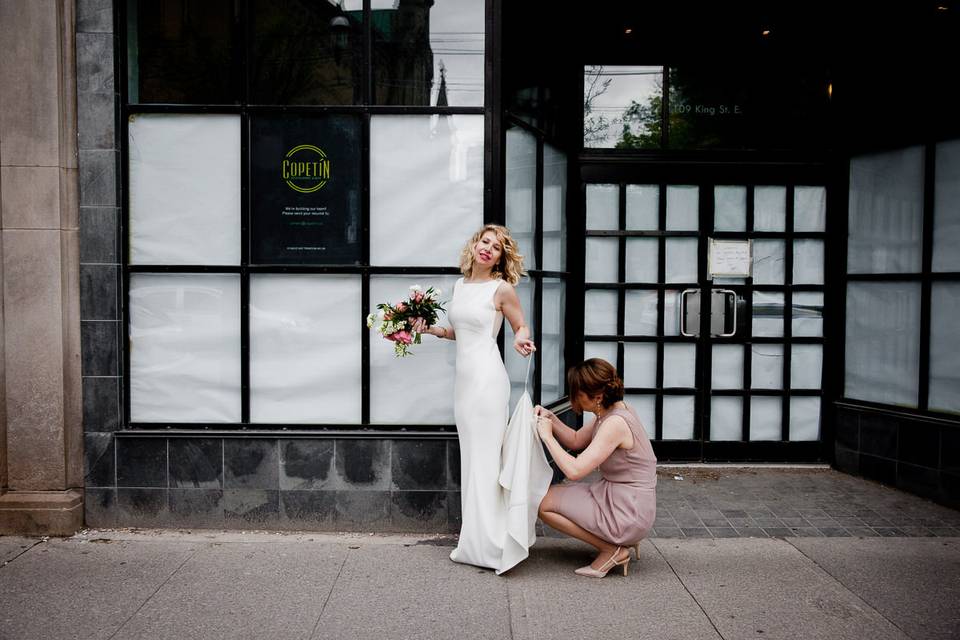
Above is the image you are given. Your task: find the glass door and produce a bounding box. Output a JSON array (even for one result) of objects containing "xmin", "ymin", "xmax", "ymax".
[{"xmin": 583, "ymin": 180, "xmax": 828, "ymax": 461}]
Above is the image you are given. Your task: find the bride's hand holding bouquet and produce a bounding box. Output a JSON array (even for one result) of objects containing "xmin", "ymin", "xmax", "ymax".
[{"xmin": 367, "ymin": 284, "xmax": 446, "ymax": 357}]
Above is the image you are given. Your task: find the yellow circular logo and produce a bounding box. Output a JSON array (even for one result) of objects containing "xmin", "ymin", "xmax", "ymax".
[{"xmin": 281, "ymin": 145, "xmax": 330, "ymax": 193}]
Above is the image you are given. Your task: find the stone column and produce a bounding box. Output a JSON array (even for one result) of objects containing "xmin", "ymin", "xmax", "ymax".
[{"xmin": 0, "ymin": 0, "xmax": 84, "ymax": 534}]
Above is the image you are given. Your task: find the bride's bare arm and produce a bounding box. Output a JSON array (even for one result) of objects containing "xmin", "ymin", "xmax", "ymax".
[
  {"xmin": 412, "ymin": 318, "xmax": 455, "ymax": 340},
  {"xmin": 496, "ymin": 282, "xmax": 535, "ymax": 356}
]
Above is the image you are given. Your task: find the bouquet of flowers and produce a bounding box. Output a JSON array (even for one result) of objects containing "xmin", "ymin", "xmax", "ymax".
[{"xmin": 367, "ymin": 284, "xmax": 446, "ymax": 357}]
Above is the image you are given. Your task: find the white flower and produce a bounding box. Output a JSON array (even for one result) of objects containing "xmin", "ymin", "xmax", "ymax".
[
  {"xmin": 433, "ymin": 288, "xmax": 442, "ymax": 297},
  {"xmin": 409, "ymin": 284, "xmax": 423, "ymax": 292},
  {"xmin": 376, "ymin": 309, "xmax": 385, "ymax": 320},
  {"xmin": 366, "ymin": 313, "xmax": 376, "ymax": 328}
]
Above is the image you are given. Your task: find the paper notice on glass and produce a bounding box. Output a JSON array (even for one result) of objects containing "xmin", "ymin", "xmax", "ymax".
[{"xmin": 709, "ymin": 238, "xmax": 752, "ymax": 277}]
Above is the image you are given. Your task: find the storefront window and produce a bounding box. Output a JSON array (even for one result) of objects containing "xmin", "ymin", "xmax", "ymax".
[{"xmin": 583, "ymin": 65, "xmax": 662, "ymax": 149}]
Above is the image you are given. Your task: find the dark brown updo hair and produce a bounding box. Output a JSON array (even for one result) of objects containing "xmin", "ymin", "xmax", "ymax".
[{"xmin": 567, "ymin": 358, "xmax": 625, "ymax": 414}]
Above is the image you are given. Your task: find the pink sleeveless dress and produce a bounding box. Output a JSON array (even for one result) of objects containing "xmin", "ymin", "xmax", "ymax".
[{"xmin": 553, "ymin": 405, "xmax": 657, "ymax": 545}]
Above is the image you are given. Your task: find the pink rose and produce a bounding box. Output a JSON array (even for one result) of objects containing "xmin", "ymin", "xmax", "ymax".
[
  {"xmin": 396, "ymin": 302, "xmax": 407, "ymax": 312},
  {"xmin": 413, "ymin": 291, "xmax": 424, "ymax": 303},
  {"xmin": 394, "ymin": 330, "xmax": 413, "ymax": 345}
]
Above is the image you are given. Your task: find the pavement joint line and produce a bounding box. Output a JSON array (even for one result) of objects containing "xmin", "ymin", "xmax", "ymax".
[
  {"xmin": 0, "ymin": 537, "xmax": 48, "ymax": 569},
  {"xmin": 104, "ymin": 542, "xmax": 203, "ymax": 640},
  {"xmin": 649, "ymin": 539, "xmax": 727, "ymax": 640},
  {"xmin": 308, "ymin": 551, "xmax": 348, "ymax": 640},
  {"xmin": 505, "ymin": 572, "xmax": 516, "ymax": 640},
  {"xmin": 783, "ymin": 538, "xmax": 913, "ymax": 640}
]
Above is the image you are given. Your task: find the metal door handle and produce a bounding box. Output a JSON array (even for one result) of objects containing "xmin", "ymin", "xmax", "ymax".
[{"xmin": 679, "ymin": 289, "xmax": 699, "ymax": 337}]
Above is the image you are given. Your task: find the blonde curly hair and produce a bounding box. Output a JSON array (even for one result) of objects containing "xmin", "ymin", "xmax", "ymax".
[{"xmin": 459, "ymin": 224, "xmax": 526, "ymax": 286}]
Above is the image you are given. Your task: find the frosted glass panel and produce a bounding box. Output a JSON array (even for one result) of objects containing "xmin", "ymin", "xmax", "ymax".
[
  {"xmin": 370, "ymin": 115, "xmax": 483, "ymax": 266},
  {"xmin": 663, "ymin": 343, "xmax": 696, "ymax": 388},
  {"xmin": 586, "ymin": 184, "xmax": 619, "ymax": 229},
  {"xmin": 129, "ymin": 114, "xmax": 241, "ymax": 265},
  {"xmin": 543, "ymin": 143, "xmax": 567, "ymax": 272},
  {"xmin": 792, "ymin": 292, "xmax": 824, "ymax": 337},
  {"xmin": 663, "ymin": 396, "xmax": 695, "ymax": 440},
  {"xmin": 624, "ymin": 343, "xmax": 657, "ymax": 388},
  {"xmin": 505, "ymin": 128, "xmax": 537, "ymax": 269},
  {"xmin": 666, "ymin": 185, "xmax": 699, "ymax": 230},
  {"xmin": 754, "ymin": 186, "xmax": 786, "ymax": 231},
  {"xmin": 624, "ymin": 290, "xmax": 658, "ymax": 335},
  {"xmin": 750, "ymin": 398, "xmax": 782, "ymax": 441},
  {"xmin": 370, "ymin": 275, "xmax": 461, "ymax": 423},
  {"xmin": 130, "ymin": 274, "xmax": 240, "ymax": 422},
  {"xmin": 710, "ymin": 397, "xmax": 742, "ymax": 441},
  {"xmin": 790, "ymin": 397, "xmax": 821, "ymax": 441},
  {"xmin": 585, "ymin": 341, "xmax": 618, "ymax": 369},
  {"xmin": 663, "ymin": 290, "xmax": 681, "ymax": 336},
  {"xmin": 790, "ymin": 345, "xmax": 823, "ymax": 390},
  {"xmin": 752, "ymin": 291, "xmax": 784, "ymax": 337},
  {"xmin": 625, "ymin": 239, "xmax": 658, "ymax": 282},
  {"xmin": 505, "ymin": 279, "xmax": 535, "ymax": 409},
  {"xmin": 751, "ymin": 344, "xmax": 783, "ymax": 389},
  {"xmin": 794, "ymin": 186, "xmax": 826, "ymax": 232},
  {"xmin": 625, "ymin": 395, "xmax": 656, "ymax": 439},
  {"xmin": 712, "ymin": 345, "xmax": 743, "ymax": 390},
  {"xmin": 848, "ymin": 146, "xmax": 924, "ymax": 273},
  {"xmin": 585, "ymin": 238, "xmax": 619, "ymax": 282},
  {"xmin": 584, "ymin": 290, "xmax": 619, "ymax": 335},
  {"xmin": 845, "ymin": 282, "xmax": 921, "ymax": 407},
  {"xmin": 541, "ymin": 279, "xmax": 566, "ymax": 401},
  {"xmin": 753, "ymin": 240, "xmax": 785, "ymax": 284},
  {"xmin": 932, "ymin": 139, "xmax": 960, "ymax": 272},
  {"xmin": 250, "ymin": 275, "xmax": 360, "ymax": 423},
  {"xmin": 665, "ymin": 238, "xmax": 698, "ymax": 283},
  {"xmin": 929, "ymin": 282, "xmax": 960, "ymax": 413},
  {"xmin": 715, "ymin": 186, "xmax": 746, "ymax": 231},
  {"xmin": 793, "ymin": 240, "xmax": 824, "ymax": 284},
  {"xmin": 626, "ymin": 185, "xmax": 659, "ymax": 230}
]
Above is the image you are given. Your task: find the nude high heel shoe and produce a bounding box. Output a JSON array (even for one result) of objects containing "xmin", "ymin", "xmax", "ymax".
[{"xmin": 574, "ymin": 546, "xmax": 630, "ymax": 578}]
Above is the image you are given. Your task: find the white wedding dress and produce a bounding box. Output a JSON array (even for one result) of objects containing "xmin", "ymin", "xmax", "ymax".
[{"xmin": 448, "ymin": 277, "xmax": 552, "ymax": 575}]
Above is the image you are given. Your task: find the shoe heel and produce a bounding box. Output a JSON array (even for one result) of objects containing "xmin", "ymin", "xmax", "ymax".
[{"xmin": 622, "ymin": 562, "xmax": 629, "ymax": 577}]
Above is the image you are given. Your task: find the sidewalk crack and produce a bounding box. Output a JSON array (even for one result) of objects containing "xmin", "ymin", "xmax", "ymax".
[
  {"xmin": 650, "ymin": 540, "xmax": 727, "ymax": 640},
  {"xmin": 307, "ymin": 551, "xmax": 348, "ymax": 640},
  {"xmin": 0, "ymin": 537, "xmax": 47, "ymax": 569},
  {"xmin": 103, "ymin": 543, "xmax": 202, "ymax": 640}
]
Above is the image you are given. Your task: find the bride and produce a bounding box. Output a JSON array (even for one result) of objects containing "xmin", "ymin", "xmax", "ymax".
[{"xmin": 415, "ymin": 224, "xmax": 539, "ymax": 573}]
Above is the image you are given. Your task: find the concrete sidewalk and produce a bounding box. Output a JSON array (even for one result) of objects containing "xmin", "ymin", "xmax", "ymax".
[{"xmin": 1, "ymin": 528, "xmax": 958, "ymax": 640}]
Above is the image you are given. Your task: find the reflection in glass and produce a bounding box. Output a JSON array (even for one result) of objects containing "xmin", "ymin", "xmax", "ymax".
[
  {"xmin": 130, "ymin": 274, "xmax": 241, "ymax": 422},
  {"xmin": 583, "ymin": 66, "xmax": 663, "ymax": 149},
  {"xmin": 585, "ymin": 238, "xmax": 619, "ymax": 283},
  {"xmin": 250, "ymin": 0, "xmax": 363, "ymax": 105},
  {"xmin": 586, "ymin": 184, "xmax": 619, "ymax": 229},
  {"xmin": 932, "ymin": 139, "xmax": 960, "ymax": 272},
  {"xmin": 129, "ymin": 114, "xmax": 241, "ymax": 265},
  {"xmin": 791, "ymin": 345, "xmax": 823, "ymax": 390},
  {"xmin": 666, "ymin": 185, "xmax": 699, "ymax": 231},
  {"xmin": 127, "ymin": 0, "xmax": 238, "ymax": 104},
  {"xmin": 845, "ymin": 282, "xmax": 921, "ymax": 407},
  {"xmin": 624, "ymin": 290, "xmax": 658, "ymax": 336},
  {"xmin": 625, "ymin": 239, "xmax": 658, "ymax": 282},
  {"xmin": 624, "ymin": 343, "xmax": 657, "ymax": 389},
  {"xmin": 625, "ymin": 395, "xmax": 656, "ymax": 439},
  {"xmin": 752, "ymin": 292, "xmax": 784, "ymax": 337},
  {"xmin": 543, "ymin": 144, "xmax": 568, "ymax": 272},
  {"xmin": 790, "ymin": 397, "xmax": 821, "ymax": 441},
  {"xmin": 715, "ymin": 186, "xmax": 747, "ymax": 231},
  {"xmin": 541, "ymin": 279, "xmax": 566, "ymax": 401},
  {"xmin": 710, "ymin": 397, "xmax": 742, "ymax": 441},
  {"xmin": 250, "ymin": 275, "xmax": 361, "ymax": 423},
  {"xmin": 794, "ymin": 186, "xmax": 826, "ymax": 232},
  {"xmin": 506, "ymin": 279, "xmax": 535, "ymax": 409},
  {"xmin": 750, "ymin": 397, "xmax": 781, "ymax": 441},
  {"xmin": 626, "ymin": 185, "xmax": 659, "ymax": 229},
  {"xmin": 793, "ymin": 240, "xmax": 825, "ymax": 284},
  {"xmin": 665, "ymin": 238, "xmax": 698, "ymax": 283},
  {"xmin": 663, "ymin": 396, "xmax": 695, "ymax": 440},
  {"xmin": 663, "ymin": 344, "xmax": 696, "ymax": 388},
  {"xmin": 373, "ymin": 0, "xmax": 484, "ymax": 106},
  {"xmin": 712, "ymin": 345, "xmax": 743, "ymax": 390},
  {"xmin": 370, "ymin": 115, "xmax": 483, "ymax": 266},
  {"xmin": 848, "ymin": 147, "xmax": 924, "ymax": 274},
  {"xmin": 663, "ymin": 290, "xmax": 682, "ymax": 336},
  {"xmin": 370, "ymin": 275, "xmax": 461, "ymax": 424},
  {"xmin": 929, "ymin": 282, "xmax": 960, "ymax": 414},
  {"xmin": 506, "ymin": 128, "xmax": 536, "ymax": 269},
  {"xmin": 792, "ymin": 292, "xmax": 824, "ymax": 337},
  {"xmin": 754, "ymin": 186, "xmax": 786, "ymax": 231},
  {"xmin": 584, "ymin": 290, "xmax": 618, "ymax": 335},
  {"xmin": 752, "ymin": 240, "xmax": 785, "ymax": 284},
  {"xmin": 751, "ymin": 345, "xmax": 783, "ymax": 389}
]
